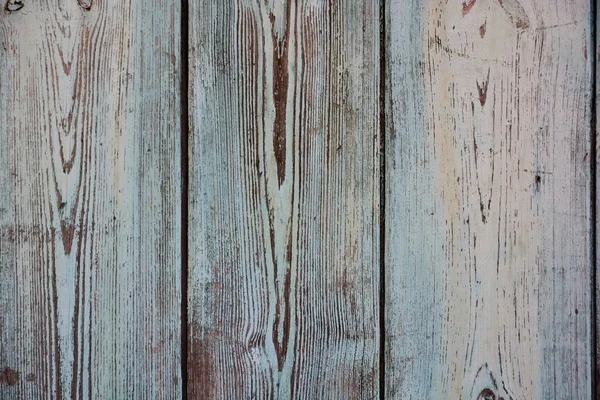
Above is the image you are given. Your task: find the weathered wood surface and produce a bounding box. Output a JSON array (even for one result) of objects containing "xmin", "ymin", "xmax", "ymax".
[
  {"xmin": 0, "ymin": 1, "xmax": 182, "ymax": 398},
  {"xmin": 596, "ymin": 6, "xmax": 600, "ymax": 397},
  {"xmin": 188, "ymin": 0, "xmax": 380, "ymax": 398},
  {"xmin": 385, "ymin": 0, "xmax": 592, "ymax": 398},
  {"xmin": 0, "ymin": 0, "xmax": 596, "ymax": 398}
]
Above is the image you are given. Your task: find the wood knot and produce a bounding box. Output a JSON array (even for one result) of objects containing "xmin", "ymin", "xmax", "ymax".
[
  {"xmin": 477, "ymin": 388, "xmax": 505, "ymax": 400},
  {"xmin": 477, "ymin": 388, "xmax": 495, "ymax": 400},
  {"xmin": 5, "ymin": 0, "xmax": 23, "ymax": 13},
  {"xmin": 77, "ymin": 0, "xmax": 91, "ymax": 10}
]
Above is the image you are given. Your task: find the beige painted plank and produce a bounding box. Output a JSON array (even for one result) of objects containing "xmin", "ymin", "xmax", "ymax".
[
  {"xmin": 188, "ymin": 0, "xmax": 380, "ymax": 397},
  {"xmin": 0, "ymin": 1, "xmax": 182, "ymax": 398},
  {"xmin": 385, "ymin": 0, "xmax": 592, "ymax": 398}
]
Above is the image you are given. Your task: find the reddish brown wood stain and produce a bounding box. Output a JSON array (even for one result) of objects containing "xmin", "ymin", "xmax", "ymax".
[
  {"xmin": 189, "ymin": 325, "xmax": 216, "ymax": 399},
  {"xmin": 462, "ymin": 0, "xmax": 477, "ymax": 16},
  {"xmin": 270, "ymin": 4, "xmax": 292, "ymax": 187},
  {"xmin": 0, "ymin": 368, "xmax": 18, "ymax": 386},
  {"xmin": 476, "ymin": 68, "xmax": 491, "ymax": 106}
]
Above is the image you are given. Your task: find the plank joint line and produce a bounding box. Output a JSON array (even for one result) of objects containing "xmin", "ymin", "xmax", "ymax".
[
  {"xmin": 379, "ymin": 0, "xmax": 386, "ymax": 398},
  {"xmin": 180, "ymin": 0, "xmax": 190, "ymax": 396},
  {"xmin": 592, "ymin": 0, "xmax": 598, "ymax": 396}
]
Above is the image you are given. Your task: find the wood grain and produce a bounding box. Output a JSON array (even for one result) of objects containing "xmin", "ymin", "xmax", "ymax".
[
  {"xmin": 188, "ymin": 0, "xmax": 380, "ymax": 397},
  {"xmin": 385, "ymin": 0, "xmax": 592, "ymax": 398},
  {"xmin": 590, "ymin": 3, "xmax": 600, "ymax": 399},
  {"xmin": 0, "ymin": 1, "xmax": 182, "ymax": 398}
]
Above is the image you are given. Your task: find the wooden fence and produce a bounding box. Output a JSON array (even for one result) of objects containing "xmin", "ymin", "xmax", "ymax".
[{"xmin": 0, "ymin": 0, "xmax": 596, "ymax": 398}]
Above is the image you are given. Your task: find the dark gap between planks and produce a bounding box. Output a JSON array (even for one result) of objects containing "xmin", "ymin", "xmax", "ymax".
[
  {"xmin": 591, "ymin": 0, "xmax": 598, "ymax": 397},
  {"xmin": 180, "ymin": 0, "xmax": 190, "ymax": 397},
  {"xmin": 379, "ymin": 0, "xmax": 387, "ymax": 398}
]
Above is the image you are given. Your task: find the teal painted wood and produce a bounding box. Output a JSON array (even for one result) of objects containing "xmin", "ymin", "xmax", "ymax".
[
  {"xmin": 385, "ymin": 0, "xmax": 593, "ymax": 398},
  {"xmin": 188, "ymin": 0, "xmax": 380, "ymax": 397},
  {"xmin": 0, "ymin": 1, "xmax": 182, "ymax": 398}
]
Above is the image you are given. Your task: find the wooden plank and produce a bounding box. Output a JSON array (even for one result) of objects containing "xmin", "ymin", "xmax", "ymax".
[
  {"xmin": 0, "ymin": 1, "xmax": 182, "ymax": 398},
  {"xmin": 385, "ymin": 0, "xmax": 592, "ymax": 398},
  {"xmin": 188, "ymin": 0, "xmax": 380, "ymax": 397},
  {"xmin": 592, "ymin": 3, "xmax": 600, "ymax": 399}
]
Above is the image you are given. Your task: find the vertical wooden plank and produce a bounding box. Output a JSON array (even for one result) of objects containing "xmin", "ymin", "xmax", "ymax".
[
  {"xmin": 188, "ymin": 0, "xmax": 380, "ymax": 397},
  {"xmin": 386, "ymin": 0, "xmax": 592, "ymax": 398},
  {"xmin": 0, "ymin": 0, "xmax": 182, "ymax": 398},
  {"xmin": 591, "ymin": 2, "xmax": 600, "ymax": 398}
]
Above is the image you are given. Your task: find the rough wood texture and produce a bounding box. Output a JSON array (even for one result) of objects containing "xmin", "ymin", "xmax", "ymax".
[
  {"xmin": 188, "ymin": 1, "xmax": 380, "ymax": 397},
  {"xmin": 0, "ymin": 1, "xmax": 182, "ymax": 398},
  {"xmin": 592, "ymin": 3, "xmax": 600, "ymax": 399},
  {"xmin": 385, "ymin": 0, "xmax": 592, "ymax": 398}
]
